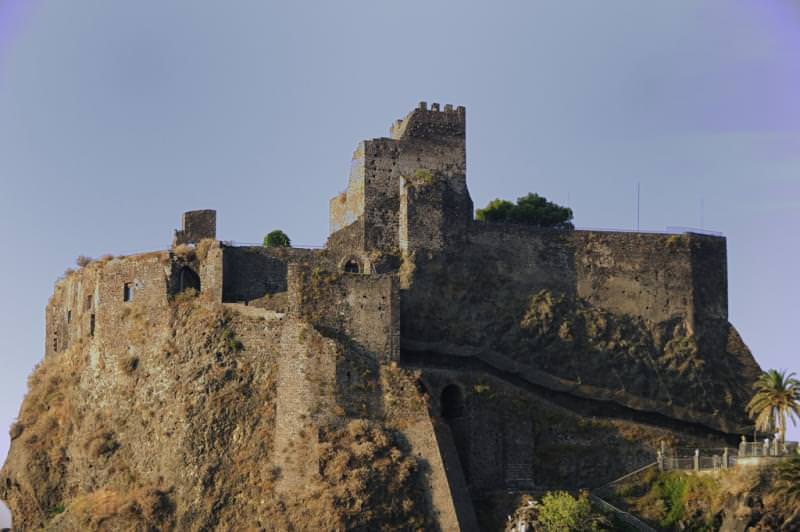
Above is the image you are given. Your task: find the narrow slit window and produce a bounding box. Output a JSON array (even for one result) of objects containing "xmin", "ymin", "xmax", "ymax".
[
  {"xmin": 123, "ymin": 283, "xmax": 133, "ymax": 302},
  {"xmin": 86, "ymin": 295, "xmax": 93, "ymax": 311},
  {"xmin": 67, "ymin": 310, "xmax": 72, "ymax": 323},
  {"xmin": 53, "ymin": 334, "xmax": 58, "ymax": 352},
  {"xmin": 90, "ymin": 314, "xmax": 96, "ymax": 337}
]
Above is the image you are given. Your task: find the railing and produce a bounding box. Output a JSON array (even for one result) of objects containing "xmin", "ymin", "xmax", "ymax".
[
  {"xmin": 659, "ymin": 447, "xmax": 735, "ymax": 472},
  {"xmin": 658, "ymin": 440, "xmax": 798, "ymax": 472},
  {"xmin": 588, "ymin": 494, "xmax": 657, "ymax": 532},
  {"xmin": 574, "ymin": 225, "xmax": 723, "ymax": 237},
  {"xmin": 739, "ymin": 440, "xmax": 798, "ymax": 458},
  {"xmin": 222, "ymin": 241, "xmax": 326, "ymax": 249}
]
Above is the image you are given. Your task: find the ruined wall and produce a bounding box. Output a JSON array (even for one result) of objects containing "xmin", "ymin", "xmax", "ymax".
[
  {"xmin": 573, "ymin": 231, "xmax": 697, "ymax": 327},
  {"xmin": 46, "ymin": 253, "xmax": 172, "ymax": 360},
  {"xmin": 400, "ymin": 176, "xmax": 472, "ymax": 253},
  {"xmin": 173, "ymin": 210, "xmax": 216, "ymax": 246},
  {"xmin": 273, "ymin": 319, "xmax": 337, "ymax": 493},
  {"xmin": 328, "ymin": 102, "xmax": 470, "ymax": 254},
  {"xmin": 222, "ymin": 247, "xmax": 289, "ymax": 302},
  {"xmin": 400, "ymin": 224, "xmax": 576, "ymax": 346},
  {"xmin": 289, "ymin": 267, "xmax": 394, "ymax": 357},
  {"xmin": 329, "ymin": 143, "xmax": 367, "ymax": 234},
  {"xmin": 288, "ymin": 264, "xmax": 399, "ymax": 363},
  {"xmin": 689, "ymin": 234, "xmax": 728, "ymax": 323}
]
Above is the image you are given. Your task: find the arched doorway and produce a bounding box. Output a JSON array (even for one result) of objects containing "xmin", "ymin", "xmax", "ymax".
[
  {"xmin": 441, "ymin": 384, "xmax": 465, "ymax": 419},
  {"xmin": 179, "ymin": 267, "xmax": 201, "ymax": 293},
  {"xmin": 441, "ymin": 384, "xmax": 470, "ymax": 482},
  {"xmin": 343, "ymin": 259, "xmax": 361, "ymax": 274}
]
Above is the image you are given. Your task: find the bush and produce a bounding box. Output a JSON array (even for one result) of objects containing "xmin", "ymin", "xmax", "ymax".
[
  {"xmin": 263, "ymin": 230, "xmax": 291, "ymax": 248},
  {"xmin": 75, "ymin": 255, "xmax": 93, "ymax": 267},
  {"xmin": 476, "ymin": 193, "xmax": 573, "ymax": 228},
  {"xmin": 537, "ymin": 491, "xmax": 604, "ymax": 532}
]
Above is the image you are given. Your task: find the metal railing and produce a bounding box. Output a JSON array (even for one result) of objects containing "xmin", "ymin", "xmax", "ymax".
[
  {"xmin": 659, "ymin": 447, "xmax": 735, "ymax": 472},
  {"xmin": 222, "ymin": 240, "xmax": 326, "ymax": 249},
  {"xmin": 658, "ymin": 440, "xmax": 799, "ymax": 472},
  {"xmin": 739, "ymin": 440, "xmax": 798, "ymax": 458}
]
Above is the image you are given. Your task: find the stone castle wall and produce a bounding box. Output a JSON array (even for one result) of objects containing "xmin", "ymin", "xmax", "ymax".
[
  {"xmin": 273, "ymin": 319, "xmax": 337, "ymax": 493},
  {"xmin": 46, "ymin": 253, "xmax": 172, "ymax": 360},
  {"xmin": 329, "ymin": 102, "xmax": 470, "ymax": 254},
  {"xmin": 287, "ymin": 264, "xmax": 399, "ymax": 363}
]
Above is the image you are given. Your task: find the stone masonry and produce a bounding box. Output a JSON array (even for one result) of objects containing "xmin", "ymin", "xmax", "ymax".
[{"xmin": 41, "ymin": 103, "xmax": 762, "ymax": 531}]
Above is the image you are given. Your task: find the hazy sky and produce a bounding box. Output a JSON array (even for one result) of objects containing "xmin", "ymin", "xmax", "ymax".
[{"xmin": 0, "ymin": 1, "xmax": 799, "ymax": 518}]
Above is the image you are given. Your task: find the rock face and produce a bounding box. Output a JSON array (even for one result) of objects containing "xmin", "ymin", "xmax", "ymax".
[
  {"xmin": 1, "ymin": 299, "xmax": 434, "ymax": 530},
  {"xmin": 2, "ymin": 104, "xmax": 763, "ymax": 530}
]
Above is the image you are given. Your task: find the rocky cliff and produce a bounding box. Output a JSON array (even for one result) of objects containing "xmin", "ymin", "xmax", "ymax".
[{"xmin": 1, "ymin": 297, "xmax": 433, "ymax": 530}]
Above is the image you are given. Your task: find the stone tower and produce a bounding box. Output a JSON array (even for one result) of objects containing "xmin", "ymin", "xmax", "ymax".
[{"xmin": 329, "ymin": 102, "xmax": 473, "ymax": 255}]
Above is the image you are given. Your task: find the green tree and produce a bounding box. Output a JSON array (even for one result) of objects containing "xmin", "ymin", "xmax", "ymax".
[
  {"xmin": 476, "ymin": 193, "xmax": 573, "ymax": 228},
  {"xmin": 746, "ymin": 369, "xmax": 800, "ymax": 443},
  {"xmin": 263, "ymin": 230, "xmax": 291, "ymax": 248},
  {"xmin": 537, "ymin": 491, "xmax": 604, "ymax": 532}
]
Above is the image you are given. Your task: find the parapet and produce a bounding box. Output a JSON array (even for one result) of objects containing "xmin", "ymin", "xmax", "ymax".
[
  {"xmin": 389, "ymin": 101, "xmax": 466, "ymax": 141},
  {"xmin": 173, "ymin": 210, "xmax": 217, "ymax": 247}
]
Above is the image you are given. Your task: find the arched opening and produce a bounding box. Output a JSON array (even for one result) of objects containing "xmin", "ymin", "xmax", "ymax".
[
  {"xmin": 343, "ymin": 259, "xmax": 361, "ymax": 274},
  {"xmin": 441, "ymin": 384, "xmax": 465, "ymax": 419},
  {"xmin": 440, "ymin": 384, "xmax": 470, "ymax": 482},
  {"xmin": 179, "ymin": 267, "xmax": 201, "ymax": 293}
]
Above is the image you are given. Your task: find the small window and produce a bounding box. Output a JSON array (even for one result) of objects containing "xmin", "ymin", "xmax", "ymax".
[
  {"xmin": 52, "ymin": 334, "xmax": 58, "ymax": 352},
  {"xmin": 90, "ymin": 314, "xmax": 96, "ymax": 337},
  {"xmin": 86, "ymin": 295, "xmax": 93, "ymax": 311},
  {"xmin": 123, "ymin": 283, "xmax": 133, "ymax": 302},
  {"xmin": 67, "ymin": 310, "xmax": 72, "ymax": 323}
]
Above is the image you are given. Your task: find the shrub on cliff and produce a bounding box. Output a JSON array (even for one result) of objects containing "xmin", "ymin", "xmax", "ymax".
[
  {"xmin": 476, "ymin": 193, "xmax": 573, "ymax": 228},
  {"xmin": 263, "ymin": 230, "xmax": 291, "ymax": 248},
  {"xmin": 505, "ymin": 491, "xmax": 610, "ymax": 531},
  {"xmin": 537, "ymin": 491, "xmax": 607, "ymax": 531}
]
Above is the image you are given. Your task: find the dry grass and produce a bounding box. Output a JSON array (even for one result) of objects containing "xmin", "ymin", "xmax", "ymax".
[
  {"xmin": 173, "ymin": 244, "xmax": 196, "ymax": 261},
  {"xmin": 75, "ymin": 255, "xmax": 93, "ymax": 267},
  {"xmin": 195, "ymin": 238, "xmax": 216, "ymax": 261},
  {"xmin": 279, "ymin": 419, "xmax": 430, "ymax": 531},
  {"xmin": 63, "ymin": 486, "xmax": 173, "ymax": 529}
]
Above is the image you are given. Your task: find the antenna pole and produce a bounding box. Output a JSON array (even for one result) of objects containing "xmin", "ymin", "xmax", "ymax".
[
  {"xmin": 636, "ymin": 182, "xmax": 640, "ymax": 231},
  {"xmin": 701, "ymin": 197, "xmax": 705, "ymax": 229}
]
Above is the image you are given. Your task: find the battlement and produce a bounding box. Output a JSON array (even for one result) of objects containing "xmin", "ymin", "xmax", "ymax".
[{"xmin": 389, "ymin": 101, "xmax": 466, "ymax": 140}]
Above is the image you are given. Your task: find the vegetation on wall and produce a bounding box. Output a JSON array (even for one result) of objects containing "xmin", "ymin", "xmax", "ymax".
[
  {"xmin": 263, "ymin": 230, "xmax": 291, "ymax": 248},
  {"xmin": 505, "ymin": 491, "xmax": 612, "ymax": 531},
  {"xmin": 476, "ymin": 193, "xmax": 573, "ymax": 228},
  {"xmin": 611, "ymin": 463, "xmax": 800, "ymax": 530}
]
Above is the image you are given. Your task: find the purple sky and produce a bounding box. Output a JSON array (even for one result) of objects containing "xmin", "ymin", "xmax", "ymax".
[{"xmin": 0, "ymin": 4, "xmax": 798, "ymax": 520}]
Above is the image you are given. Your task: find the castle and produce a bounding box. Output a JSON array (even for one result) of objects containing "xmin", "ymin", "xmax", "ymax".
[{"xmin": 39, "ymin": 103, "xmax": 761, "ymax": 530}]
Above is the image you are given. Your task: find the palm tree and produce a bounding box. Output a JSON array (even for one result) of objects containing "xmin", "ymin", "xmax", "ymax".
[{"xmin": 746, "ymin": 369, "xmax": 800, "ymax": 444}]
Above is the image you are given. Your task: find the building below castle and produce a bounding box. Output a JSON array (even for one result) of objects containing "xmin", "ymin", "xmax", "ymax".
[{"xmin": 38, "ymin": 103, "xmax": 761, "ymax": 530}]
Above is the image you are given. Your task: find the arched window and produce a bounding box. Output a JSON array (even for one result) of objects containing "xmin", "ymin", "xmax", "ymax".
[
  {"xmin": 441, "ymin": 384, "xmax": 465, "ymax": 419},
  {"xmin": 179, "ymin": 267, "xmax": 201, "ymax": 293},
  {"xmin": 343, "ymin": 259, "xmax": 361, "ymax": 274}
]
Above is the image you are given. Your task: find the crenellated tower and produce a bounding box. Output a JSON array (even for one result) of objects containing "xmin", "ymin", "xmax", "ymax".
[{"xmin": 329, "ymin": 102, "xmax": 473, "ymax": 257}]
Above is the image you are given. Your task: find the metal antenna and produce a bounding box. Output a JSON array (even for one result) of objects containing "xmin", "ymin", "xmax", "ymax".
[
  {"xmin": 636, "ymin": 182, "xmax": 640, "ymax": 231},
  {"xmin": 700, "ymin": 197, "xmax": 705, "ymax": 229}
]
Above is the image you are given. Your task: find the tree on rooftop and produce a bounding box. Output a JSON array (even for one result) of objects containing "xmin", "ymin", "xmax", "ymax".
[
  {"xmin": 263, "ymin": 230, "xmax": 291, "ymax": 248},
  {"xmin": 746, "ymin": 369, "xmax": 800, "ymax": 443},
  {"xmin": 476, "ymin": 193, "xmax": 573, "ymax": 228}
]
